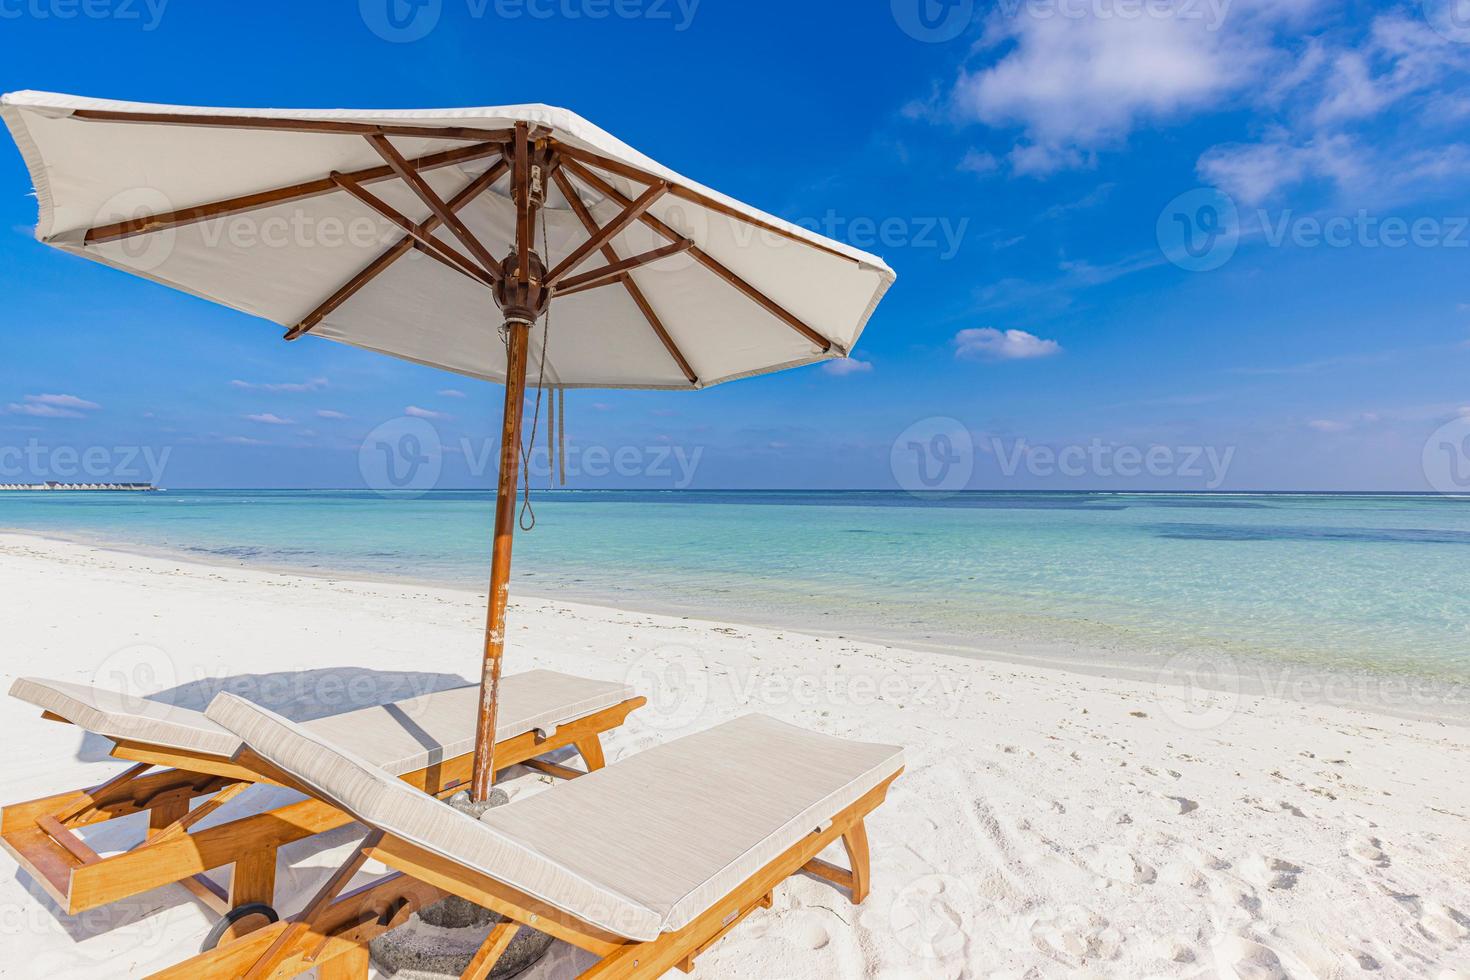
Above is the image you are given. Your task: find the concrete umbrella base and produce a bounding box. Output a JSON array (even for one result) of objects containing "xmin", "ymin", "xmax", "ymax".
[{"xmin": 370, "ymin": 790, "xmax": 555, "ymax": 979}]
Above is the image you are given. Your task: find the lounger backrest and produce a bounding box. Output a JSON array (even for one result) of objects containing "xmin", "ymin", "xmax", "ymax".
[
  {"xmin": 11, "ymin": 677, "xmax": 240, "ymax": 756},
  {"xmin": 205, "ymin": 691, "xmax": 663, "ymax": 940}
]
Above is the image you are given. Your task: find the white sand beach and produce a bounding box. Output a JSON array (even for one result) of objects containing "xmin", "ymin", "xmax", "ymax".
[{"xmin": 1, "ymin": 531, "xmax": 1467, "ymax": 979}]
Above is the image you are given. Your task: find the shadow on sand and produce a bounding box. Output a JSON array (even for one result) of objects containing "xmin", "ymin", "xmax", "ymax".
[{"xmin": 21, "ymin": 668, "xmax": 473, "ymax": 946}]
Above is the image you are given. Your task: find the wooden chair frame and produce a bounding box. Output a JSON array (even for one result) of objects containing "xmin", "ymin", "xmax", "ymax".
[
  {"xmin": 147, "ymin": 769, "xmax": 901, "ymax": 979},
  {"xmin": 0, "ymin": 698, "xmax": 645, "ymax": 933}
]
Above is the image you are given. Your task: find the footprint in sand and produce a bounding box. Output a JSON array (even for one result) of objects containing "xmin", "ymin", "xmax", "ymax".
[
  {"xmin": 1419, "ymin": 902, "xmax": 1469, "ymax": 943},
  {"xmin": 1214, "ymin": 935, "xmax": 1291, "ymax": 980},
  {"xmin": 1154, "ymin": 792, "xmax": 1199, "ymax": 815},
  {"xmin": 1350, "ymin": 838, "xmax": 1390, "ymax": 868},
  {"xmin": 1241, "ymin": 854, "xmax": 1303, "ymax": 890},
  {"xmin": 798, "ymin": 921, "xmax": 831, "ymax": 950},
  {"xmin": 1081, "ymin": 845, "xmax": 1157, "ymax": 885}
]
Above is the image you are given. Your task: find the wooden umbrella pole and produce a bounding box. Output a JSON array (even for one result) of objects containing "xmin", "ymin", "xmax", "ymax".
[
  {"xmin": 470, "ymin": 319, "xmax": 532, "ymax": 800},
  {"xmin": 470, "ymin": 124, "xmax": 553, "ymax": 801}
]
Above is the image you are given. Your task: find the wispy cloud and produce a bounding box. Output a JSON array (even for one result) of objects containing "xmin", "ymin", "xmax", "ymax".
[
  {"xmin": 823, "ymin": 358, "xmax": 875, "ymax": 377},
  {"xmin": 955, "ymin": 328, "xmax": 1062, "ymax": 361},
  {"xmin": 245, "ymin": 413, "xmax": 294, "ymax": 425},
  {"xmin": 946, "ymin": 1, "xmax": 1306, "ymax": 175},
  {"xmin": 231, "ymin": 377, "xmax": 328, "ymax": 393},
  {"xmin": 404, "ymin": 406, "xmax": 452, "ymax": 420},
  {"xmin": 958, "ymin": 149, "xmax": 1000, "ymax": 176},
  {"xmin": 316, "ymin": 410, "xmax": 350, "ymax": 420},
  {"xmin": 437, "ymin": 389, "xmax": 467, "ymax": 399},
  {"xmin": 4, "ymin": 393, "xmax": 101, "ymax": 419}
]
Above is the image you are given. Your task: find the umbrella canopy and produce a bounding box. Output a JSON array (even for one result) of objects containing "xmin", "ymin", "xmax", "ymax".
[
  {"xmin": 2, "ymin": 91, "xmax": 896, "ymax": 798},
  {"xmin": 1, "ymin": 92, "xmax": 894, "ymax": 389}
]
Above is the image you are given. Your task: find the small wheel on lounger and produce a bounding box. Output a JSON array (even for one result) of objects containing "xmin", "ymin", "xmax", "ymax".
[{"xmin": 200, "ymin": 902, "xmax": 280, "ymax": 952}]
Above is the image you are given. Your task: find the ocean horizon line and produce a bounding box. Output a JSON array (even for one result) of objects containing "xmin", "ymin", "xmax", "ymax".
[{"xmin": 36, "ymin": 486, "xmax": 1469, "ymax": 498}]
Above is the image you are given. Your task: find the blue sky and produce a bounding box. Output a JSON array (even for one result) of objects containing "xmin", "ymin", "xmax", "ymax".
[{"xmin": 2, "ymin": 0, "xmax": 1468, "ymax": 491}]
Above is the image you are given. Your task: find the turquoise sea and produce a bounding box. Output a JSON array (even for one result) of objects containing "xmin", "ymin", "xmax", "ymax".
[{"xmin": 1, "ymin": 490, "xmax": 1467, "ymax": 695}]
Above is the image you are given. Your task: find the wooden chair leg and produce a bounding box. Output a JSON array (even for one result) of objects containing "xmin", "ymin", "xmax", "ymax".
[
  {"xmin": 462, "ymin": 921, "xmax": 520, "ymax": 980},
  {"xmin": 841, "ymin": 820, "xmax": 870, "ymax": 905},
  {"xmin": 146, "ymin": 790, "xmax": 191, "ymax": 836},
  {"xmin": 574, "ymin": 734, "xmax": 606, "ymax": 772},
  {"xmin": 318, "ymin": 943, "xmax": 370, "ymax": 980},
  {"xmin": 230, "ymin": 847, "xmax": 278, "ymax": 908}
]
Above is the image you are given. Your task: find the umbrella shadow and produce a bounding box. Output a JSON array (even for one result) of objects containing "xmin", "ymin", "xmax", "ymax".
[
  {"xmin": 75, "ymin": 666, "xmax": 471, "ymax": 763},
  {"xmin": 25, "ymin": 668, "xmax": 472, "ymax": 943}
]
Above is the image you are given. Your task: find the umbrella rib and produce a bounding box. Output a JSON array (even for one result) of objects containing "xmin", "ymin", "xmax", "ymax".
[
  {"xmin": 551, "ymin": 142, "xmax": 863, "ymax": 267},
  {"xmin": 544, "ymin": 181, "xmax": 670, "ymax": 287},
  {"xmin": 330, "ymin": 172, "xmax": 496, "ymax": 288},
  {"xmin": 552, "ymin": 167, "xmax": 699, "ymax": 386},
  {"xmin": 364, "ymin": 134, "xmax": 504, "ymax": 283},
  {"xmin": 560, "ymin": 158, "xmax": 840, "ymax": 355},
  {"xmin": 83, "ymin": 142, "xmax": 503, "ymax": 245},
  {"xmin": 287, "ymin": 158, "xmax": 510, "ymax": 341},
  {"xmin": 71, "ymin": 108, "xmax": 530, "ymax": 142},
  {"xmin": 552, "ymin": 240, "xmax": 694, "ymax": 297},
  {"xmin": 514, "ymin": 124, "xmax": 530, "ymax": 283}
]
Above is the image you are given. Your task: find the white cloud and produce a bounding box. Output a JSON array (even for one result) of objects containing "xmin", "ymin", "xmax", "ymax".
[
  {"xmin": 6, "ymin": 403, "xmax": 79, "ymax": 419},
  {"xmin": 404, "ymin": 406, "xmax": 452, "ymax": 420},
  {"xmin": 948, "ymin": 2, "xmax": 1305, "ymax": 174},
  {"xmin": 955, "ymin": 328, "xmax": 1062, "ymax": 361},
  {"xmin": 223, "ymin": 436, "xmax": 268, "ymax": 446},
  {"xmin": 958, "ymin": 149, "xmax": 1000, "ymax": 175},
  {"xmin": 1307, "ymin": 419, "xmax": 1352, "ymax": 433},
  {"xmin": 4, "ymin": 394, "xmax": 100, "ymax": 419},
  {"xmin": 438, "ymin": 389, "xmax": 467, "ymax": 399},
  {"xmin": 1313, "ymin": 15, "xmax": 1468, "ymax": 125},
  {"xmin": 1197, "ymin": 15, "xmax": 1470, "ymax": 204},
  {"xmin": 316, "ymin": 410, "xmax": 350, "ymax": 420},
  {"xmin": 245, "ymin": 413, "xmax": 294, "ymax": 425},
  {"xmin": 823, "ymin": 358, "xmax": 875, "ymax": 377},
  {"xmin": 1198, "ymin": 133, "xmax": 1364, "ymax": 205},
  {"xmin": 231, "ymin": 377, "xmax": 328, "ymax": 393}
]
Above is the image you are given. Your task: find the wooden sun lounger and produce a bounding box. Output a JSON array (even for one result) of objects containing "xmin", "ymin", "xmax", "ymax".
[
  {"xmin": 152, "ymin": 695, "xmax": 904, "ymax": 979},
  {"xmin": 1, "ymin": 672, "xmax": 645, "ymax": 948}
]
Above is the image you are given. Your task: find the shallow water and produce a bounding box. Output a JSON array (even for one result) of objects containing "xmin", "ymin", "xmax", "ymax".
[{"xmin": 2, "ymin": 490, "xmax": 1467, "ymax": 685}]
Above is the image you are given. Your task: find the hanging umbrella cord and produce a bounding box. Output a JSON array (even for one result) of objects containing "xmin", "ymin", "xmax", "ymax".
[{"xmin": 516, "ymin": 207, "xmax": 555, "ymax": 532}]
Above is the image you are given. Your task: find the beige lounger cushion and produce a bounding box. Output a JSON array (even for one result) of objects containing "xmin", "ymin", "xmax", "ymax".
[
  {"xmin": 10, "ymin": 676, "xmax": 243, "ymax": 757},
  {"xmin": 304, "ymin": 671, "xmax": 634, "ymax": 777},
  {"xmin": 10, "ymin": 671, "xmax": 633, "ymax": 776},
  {"xmin": 205, "ymin": 693, "xmax": 903, "ymax": 942}
]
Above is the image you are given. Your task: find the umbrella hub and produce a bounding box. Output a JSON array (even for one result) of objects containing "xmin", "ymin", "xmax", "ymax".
[{"xmin": 492, "ymin": 251, "xmax": 550, "ymax": 325}]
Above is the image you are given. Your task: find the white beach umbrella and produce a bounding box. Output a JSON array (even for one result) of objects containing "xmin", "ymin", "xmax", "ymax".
[{"xmin": 1, "ymin": 91, "xmax": 896, "ymax": 797}]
